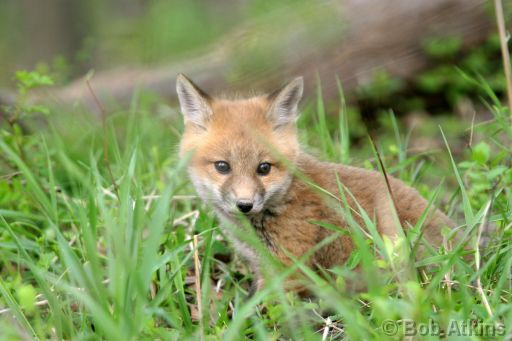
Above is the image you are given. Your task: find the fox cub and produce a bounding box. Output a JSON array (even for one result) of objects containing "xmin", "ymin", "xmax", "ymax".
[{"xmin": 177, "ymin": 74, "xmax": 454, "ymax": 292}]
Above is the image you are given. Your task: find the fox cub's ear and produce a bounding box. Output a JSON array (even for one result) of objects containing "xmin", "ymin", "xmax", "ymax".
[
  {"xmin": 267, "ymin": 77, "xmax": 303, "ymax": 129},
  {"xmin": 176, "ymin": 74, "xmax": 212, "ymax": 128}
]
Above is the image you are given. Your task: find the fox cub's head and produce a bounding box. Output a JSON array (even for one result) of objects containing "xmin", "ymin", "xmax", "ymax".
[{"xmin": 177, "ymin": 74, "xmax": 303, "ymax": 217}]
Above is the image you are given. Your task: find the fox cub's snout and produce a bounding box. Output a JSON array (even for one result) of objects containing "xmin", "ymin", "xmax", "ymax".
[{"xmin": 177, "ymin": 74, "xmax": 303, "ymax": 217}]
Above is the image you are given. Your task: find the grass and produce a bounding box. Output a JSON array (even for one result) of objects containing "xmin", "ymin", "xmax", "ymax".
[
  {"xmin": 0, "ymin": 77, "xmax": 510, "ymax": 340},
  {"xmin": 1, "ymin": 4, "xmax": 512, "ymax": 334}
]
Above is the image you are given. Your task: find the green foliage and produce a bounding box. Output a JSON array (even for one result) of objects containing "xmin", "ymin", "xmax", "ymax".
[
  {"xmin": 0, "ymin": 70, "xmax": 54, "ymax": 200},
  {"xmin": 423, "ymin": 36, "xmax": 462, "ymax": 59},
  {"xmin": 356, "ymin": 69, "xmax": 404, "ymax": 104},
  {"xmin": 7, "ymin": 70, "xmax": 54, "ymax": 120},
  {"xmin": 456, "ymin": 75, "xmax": 512, "ymax": 211},
  {"xmin": 0, "ymin": 67, "xmax": 510, "ymax": 339},
  {"xmin": 14, "ymin": 70, "xmax": 54, "ymax": 91},
  {"xmin": 471, "ymin": 141, "xmax": 491, "ymax": 165},
  {"xmin": 354, "ymin": 31, "xmax": 506, "ymax": 119},
  {"xmin": 17, "ymin": 285, "xmax": 37, "ymax": 314}
]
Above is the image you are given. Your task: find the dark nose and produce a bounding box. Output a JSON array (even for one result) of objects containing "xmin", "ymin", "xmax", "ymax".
[{"xmin": 236, "ymin": 201, "xmax": 253, "ymax": 213}]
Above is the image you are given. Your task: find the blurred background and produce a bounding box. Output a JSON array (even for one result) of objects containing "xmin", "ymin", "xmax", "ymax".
[
  {"xmin": 1, "ymin": 2, "xmax": 512, "ymax": 338},
  {"xmin": 0, "ymin": 0, "xmax": 510, "ymax": 138}
]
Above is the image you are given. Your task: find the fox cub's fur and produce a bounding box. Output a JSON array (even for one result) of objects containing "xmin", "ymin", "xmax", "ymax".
[{"xmin": 177, "ymin": 74, "xmax": 454, "ymax": 292}]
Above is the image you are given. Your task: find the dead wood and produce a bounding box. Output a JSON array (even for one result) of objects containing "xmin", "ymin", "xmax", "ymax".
[{"xmin": 7, "ymin": 0, "xmax": 492, "ymax": 113}]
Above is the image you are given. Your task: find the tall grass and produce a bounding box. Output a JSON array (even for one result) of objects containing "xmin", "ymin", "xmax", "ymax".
[{"xmin": 0, "ymin": 75, "xmax": 510, "ymax": 339}]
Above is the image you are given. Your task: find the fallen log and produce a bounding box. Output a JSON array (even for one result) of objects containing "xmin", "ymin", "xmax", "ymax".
[{"xmin": 5, "ymin": 0, "xmax": 492, "ymax": 112}]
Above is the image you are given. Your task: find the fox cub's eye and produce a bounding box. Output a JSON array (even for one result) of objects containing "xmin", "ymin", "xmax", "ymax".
[
  {"xmin": 214, "ymin": 161, "xmax": 231, "ymax": 174},
  {"xmin": 256, "ymin": 162, "xmax": 271, "ymax": 176}
]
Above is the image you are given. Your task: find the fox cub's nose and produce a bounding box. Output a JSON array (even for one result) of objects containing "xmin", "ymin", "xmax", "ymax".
[{"xmin": 236, "ymin": 201, "xmax": 253, "ymax": 213}]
